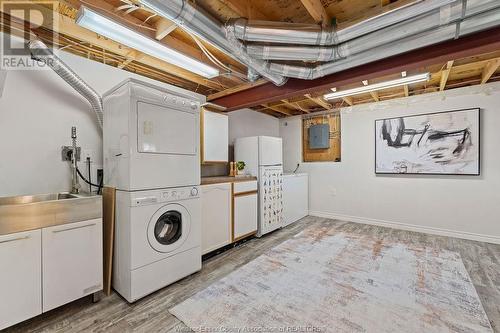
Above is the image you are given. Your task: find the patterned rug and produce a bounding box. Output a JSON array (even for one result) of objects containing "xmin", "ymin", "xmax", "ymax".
[{"xmin": 170, "ymin": 225, "xmax": 492, "ymax": 333}]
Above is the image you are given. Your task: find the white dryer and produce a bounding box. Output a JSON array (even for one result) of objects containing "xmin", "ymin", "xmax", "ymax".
[
  {"xmin": 103, "ymin": 79, "xmax": 205, "ymax": 191},
  {"xmin": 113, "ymin": 186, "xmax": 201, "ymax": 303}
]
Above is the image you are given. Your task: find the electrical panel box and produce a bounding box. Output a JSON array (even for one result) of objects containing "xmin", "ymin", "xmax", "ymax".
[{"xmin": 308, "ymin": 124, "xmax": 330, "ymax": 149}]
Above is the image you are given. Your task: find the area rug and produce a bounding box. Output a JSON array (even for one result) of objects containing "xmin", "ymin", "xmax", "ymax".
[{"xmin": 170, "ymin": 225, "xmax": 492, "ymax": 332}]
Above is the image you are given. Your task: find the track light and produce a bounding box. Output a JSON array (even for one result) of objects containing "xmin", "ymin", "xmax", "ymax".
[
  {"xmin": 324, "ymin": 73, "xmax": 430, "ymax": 100},
  {"xmin": 76, "ymin": 7, "xmax": 219, "ymax": 79}
]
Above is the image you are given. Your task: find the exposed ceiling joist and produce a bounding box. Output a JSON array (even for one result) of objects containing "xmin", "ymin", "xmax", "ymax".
[
  {"xmin": 481, "ymin": 59, "xmax": 500, "ymax": 84},
  {"xmin": 304, "ymin": 94, "xmax": 332, "ymax": 110},
  {"xmin": 299, "ymin": 0, "xmax": 330, "ymax": 26},
  {"xmin": 342, "ymin": 96, "xmax": 354, "ymax": 106},
  {"xmin": 264, "ymin": 104, "xmax": 295, "ymax": 116},
  {"xmin": 217, "ymin": 0, "xmax": 268, "ymax": 20},
  {"xmin": 210, "ymin": 26, "xmax": 500, "ymax": 110},
  {"xmin": 281, "ymin": 99, "xmax": 310, "ymax": 113},
  {"xmin": 207, "ymin": 79, "xmax": 268, "ymax": 101},
  {"xmin": 439, "ymin": 60, "xmax": 454, "ymax": 91},
  {"xmin": 155, "ymin": 18, "xmax": 177, "ymax": 40},
  {"xmin": 2, "ymin": 4, "xmax": 225, "ymax": 91}
]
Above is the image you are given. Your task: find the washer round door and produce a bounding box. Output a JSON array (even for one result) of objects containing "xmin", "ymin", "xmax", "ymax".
[{"xmin": 147, "ymin": 203, "xmax": 191, "ymax": 253}]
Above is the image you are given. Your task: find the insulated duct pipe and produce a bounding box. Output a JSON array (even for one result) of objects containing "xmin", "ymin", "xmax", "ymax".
[
  {"xmin": 139, "ymin": 0, "xmax": 287, "ymax": 86},
  {"xmin": 246, "ymin": 0, "xmax": 500, "ymax": 62},
  {"xmin": 267, "ymin": 8, "xmax": 500, "ymax": 80},
  {"xmin": 233, "ymin": 0, "xmax": 458, "ymax": 45},
  {"xmin": 28, "ymin": 40, "xmax": 104, "ymax": 129}
]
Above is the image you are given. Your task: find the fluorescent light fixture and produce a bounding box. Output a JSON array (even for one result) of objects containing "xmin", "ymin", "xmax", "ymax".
[
  {"xmin": 324, "ymin": 73, "xmax": 430, "ymax": 100},
  {"xmin": 76, "ymin": 7, "xmax": 219, "ymax": 78}
]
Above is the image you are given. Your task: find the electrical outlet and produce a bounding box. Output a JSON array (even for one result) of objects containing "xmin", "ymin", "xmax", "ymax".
[
  {"xmin": 83, "ymin": 149, "xmax": 95, "ymax": 161},
  {"xmin": 330, "ymin": 187, "xmax": 337, "ymax": 196}
]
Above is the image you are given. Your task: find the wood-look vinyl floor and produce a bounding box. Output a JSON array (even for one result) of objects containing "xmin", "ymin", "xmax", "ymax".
[{"xmin": 5, "ymin": 217, "xmax": 500, "ymax": 333}]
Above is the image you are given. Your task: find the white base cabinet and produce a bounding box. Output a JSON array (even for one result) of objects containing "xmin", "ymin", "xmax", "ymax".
[
  {"xmin": 0, "ymin": 218, "xmax": 103, "ymax": 330},
  {"xmin": 42, "ymin": 219, "xmax": 103, "ymax": 311},
  {"xmin": 201, "ymin": 183, "xmax": 232, "ymax": 254},
  {"xmin": 0, "ymin": 230, "xmax": 42, "ymax": 330},
  {"xmin": 283, "ymin": 173, "xmax": 309, "ymax": 226},
  {"xmin": 233, "ymin": 181, "xmax": 258, "ymax": 241}
]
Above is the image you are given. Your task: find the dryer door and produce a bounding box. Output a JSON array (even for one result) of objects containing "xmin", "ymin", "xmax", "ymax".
[{"xmin": 147, "ymin": 203, "xmax": 191, "ymax": 253}]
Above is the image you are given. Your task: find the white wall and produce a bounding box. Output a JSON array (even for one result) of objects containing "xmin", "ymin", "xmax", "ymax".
[
  {"xmin": 228, "ymin": 109, "xmax": 280, "ymax": 144},
  {"xmin": 0, "ymin": 34, "xmax": 186, "ymax": 197},
  {"xmin": 279, "ymin": 82, "xmax": 500, "ymax": 243}
]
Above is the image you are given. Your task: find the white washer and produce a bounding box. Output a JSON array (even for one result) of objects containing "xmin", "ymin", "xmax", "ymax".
[
  {"xmin": 113, "ymin": 186, "xmax": 201, "ymax": 303},
  {"xmin": 103, "ymin": 79, "xmax": 205, "ymax": 191}
]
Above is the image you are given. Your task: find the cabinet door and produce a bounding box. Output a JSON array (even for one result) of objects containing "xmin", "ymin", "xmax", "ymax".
[
  {"xmin": 234, "ymin": 193, "xmax": 258, "ymax": 241},
  {"xmin": 0, "ymin": 230, "xmax": 42, "ymax": 330},
  {"xmin": 42, "ymin": 219, "xmax": 103, "ymax": 312},
  {"xmin": 201, "ymin": 183, "xmax": 231, "ymax": 254},
  {"xmin": 202, "ymin": 110, "xmax": 228, "ymax": 163}
]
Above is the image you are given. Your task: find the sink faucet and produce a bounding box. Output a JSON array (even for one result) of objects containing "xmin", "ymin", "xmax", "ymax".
[{"xmin": 69, "ymin": 126, "xmax": 81, "ymax": 194}]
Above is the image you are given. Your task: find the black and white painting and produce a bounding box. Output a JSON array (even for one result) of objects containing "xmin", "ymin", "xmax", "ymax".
[{"xmin": 375, "ymin": 108, "xmax": 480, "ymax": 175}]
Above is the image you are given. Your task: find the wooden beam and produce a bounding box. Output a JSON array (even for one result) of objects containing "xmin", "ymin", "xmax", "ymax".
[
  {"xmin": 281, "ymin": 99, "xmax": 310, "ymax": 113},
  {"xmin": 207, "ymin": 79, "xmax": 267, "ymax": 101},
  {"xmin": 439, "ymin": 60, "xmax": 454, "ymax": 91},
  {"xmin": 342, "ymin": 97, "xmax": 353, "ymax": 106},
  {"xmin": 217, "ymin": 0, "xmax": 268, "ymax": 20},
  {"xmin": 403, "ymin": 85, "xmax": 409, "ymax": 97},
  {"xmin": 211, "ymin": 26, "xmax": 500, "ymax": 110},
  {"xmin": 481, "ymin": 59, "xmax": 500, "ymax": 84},
  {"xmin": 304, "ymin": 94, "xmax": 332, "ymax": 110},
  {"xmin": 264, "ymin": 104, "xmax": 295, "ymax": 116},
  {"xmin": 369, "ymin": 91, "xmax": 380, "ymax": 102},
  {"xmin": 155, "ymin": 18, "xmax": 176, "ymax": 40},
  {"xmin": 299, "ymin": 0, "xmax": 330, "ymax": 26}
]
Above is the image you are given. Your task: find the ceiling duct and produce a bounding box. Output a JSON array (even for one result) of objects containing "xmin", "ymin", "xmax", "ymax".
[
  {"xmin": 28, "ymin": 40, "xmax": 103, "ymax": 129},
  {"xmin": 139, "ymin": 0, "xmax": 287, "ymax": 86},
  {"xmin": 141, "ymin": 0, "xmax": 500, "ymax": 85},
  {"xmin": 246, "ymin": 0, "xmax": 500, "ymax": 62}
]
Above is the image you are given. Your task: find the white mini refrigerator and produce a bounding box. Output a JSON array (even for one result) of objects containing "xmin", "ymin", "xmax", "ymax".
[{"xmin": 235, "ymin": 136, "xmax": 283, "ymax": 237}]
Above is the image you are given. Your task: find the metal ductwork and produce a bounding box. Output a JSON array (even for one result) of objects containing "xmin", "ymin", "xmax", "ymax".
[
  {"xmin": 267, "ymin": 8, "xmax": 500, "ymax": 80},
  {"xmin": 28, "ymin": 40, "xmax": 104, "ymax": 129},
  {"xmin": 139, "ymin": 0, "xmax": 287, "ymax": 86},
  {"xmin": 246, "ymin": 0, "xmax": 500, "ymax": 62},
  {"xmin": 140, "ymin": 0, "xmax": 500, "ymax": 85}
]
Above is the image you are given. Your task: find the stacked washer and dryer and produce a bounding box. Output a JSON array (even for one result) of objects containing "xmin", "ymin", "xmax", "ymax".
[{"xmin": 103, "ymin": 79, "xmax": 204, "ymax": 303}]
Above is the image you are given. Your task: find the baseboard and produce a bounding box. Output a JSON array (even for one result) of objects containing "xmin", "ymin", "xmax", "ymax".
[{"xmin": 309, "ymin": 211, "xmax": 500, "ymax": 245}]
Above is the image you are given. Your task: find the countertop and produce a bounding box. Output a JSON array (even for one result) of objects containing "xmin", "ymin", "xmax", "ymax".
[{"xmin": 201, "ymin": 175, "xmax": 257, "ymax": 185}]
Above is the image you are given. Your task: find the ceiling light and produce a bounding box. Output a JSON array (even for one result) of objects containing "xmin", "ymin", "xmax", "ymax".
[
  {"xmin": 75, "ymin": 7, "xmax": 219, "ymax": 79},
  {"xmin": 324, "ymin": 73, "xmax": 430, "ymax": 100}
]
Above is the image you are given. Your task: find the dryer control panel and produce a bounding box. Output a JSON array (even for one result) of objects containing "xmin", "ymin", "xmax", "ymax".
[{"xmin": 130, "ymin": 186, "xmax": 200, "ymax": 207}]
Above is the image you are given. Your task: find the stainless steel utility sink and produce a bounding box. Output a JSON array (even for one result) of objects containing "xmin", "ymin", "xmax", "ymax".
[
  {"xmin": 0, "ymin": 192, "xmax": 102, "ymax": 235},
  {"xmin": 0, "ymin": 192, "xmax": 79, "ymax": 205}
]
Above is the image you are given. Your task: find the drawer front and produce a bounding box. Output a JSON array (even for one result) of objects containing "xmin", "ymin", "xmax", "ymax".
[
  {"xmin": 0, "ymin": 230, "xmax": 42, "ymax": 330},
  {"xmin": 233, "ymin": 180, "xmax": 257, "ymax": 194},
  {"xmin": 42, "ymin": 219, "xmax": 103, "ymax": 312}
]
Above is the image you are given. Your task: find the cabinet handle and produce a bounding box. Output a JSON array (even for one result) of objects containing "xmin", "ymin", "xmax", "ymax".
[
  {"xmin": 0, "ymin": 236, "xmax": 30, "ymax": 244},
  {"xmin": 53, "ymin": 223, "xmax": 96, "ymax": 233}
]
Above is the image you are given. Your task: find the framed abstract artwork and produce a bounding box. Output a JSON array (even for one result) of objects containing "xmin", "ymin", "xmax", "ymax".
[{"xmin": 375, "ymin": 108, "xmax": 480, "ymax": 175}]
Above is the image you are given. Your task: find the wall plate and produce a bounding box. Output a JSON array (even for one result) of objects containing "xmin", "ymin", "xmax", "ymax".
[{"xmin": 61, "ymin": 146, "xmax": 81, "ymax": 161}]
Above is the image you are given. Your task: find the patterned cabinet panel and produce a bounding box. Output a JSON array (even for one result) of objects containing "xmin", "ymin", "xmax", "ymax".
[{"xmin": 258, "ymin": 166, "xmax": 283, "ymax": 236}]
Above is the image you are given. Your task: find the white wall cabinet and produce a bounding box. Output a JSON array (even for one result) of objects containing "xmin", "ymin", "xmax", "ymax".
[
  {"xmin": 42, "ymin": 218, "xmax": 103, "ymax": 312},
  {"xmin": 233, "ymin": 181, "xmax": 258, "ymax": 241},
  {"xmin": 0, "ymin": 230, "xmax": 42, "ymax": 330},
  {"xmin": 202, "ymin": 110, "xmax": 228, "ymax": 163},
  {"xmin": 201, "ymin": 183, "xmax": 232, "ymax": 254}
]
